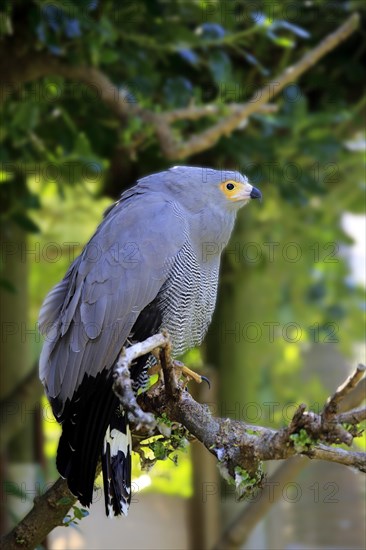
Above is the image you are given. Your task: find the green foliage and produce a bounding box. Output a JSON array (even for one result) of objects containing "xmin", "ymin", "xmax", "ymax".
[
  {"xmin": 62, "ymin": 505, "xmax": 89, "ymax": 527},
  {"xmin": 217, "ymin": 460, "xmax": 264, "ymax": 501},
  {"xmin": 144, "ymin": 421, "xmax": 189, "ymax": 465},
  {"xmin": 342, "ymin": 422, "xmax": 365, "ymax": 443},
  {"xmin": 130, "ymin": 421, "xmax": 192, "ymax": 498},
  {"xmin": 2, "ymin": 0, "xmax": 365, "ymax": 498},
  {"xmin": 290, "ymin": 428, "xmax": 318, "ymax": 452},
  {"xmin": 129, "ymin": 448, "xmax": 193, "ymax": 499},
  {"xmin": 2, "ymin": 1, "xmax": 365, "ymax": 209},
  {"xmin": 57, "ymin": 496, "xmax": 73, "ymax": 506},
  {"xmin": 233, "ymin": 464, "xmax": 264, "ymax": 501},
  {"xmin": 156, "ymin": 412, "xmax": 173, "ymax": 428}
]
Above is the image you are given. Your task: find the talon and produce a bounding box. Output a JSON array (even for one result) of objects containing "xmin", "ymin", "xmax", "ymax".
[
  {"xmin": 201, "ymin": 375, "xmax": 211, "ymax": 389},
  {"xmin": 175, "ymin": 363, "xmax": 210, "ymax": 387}
]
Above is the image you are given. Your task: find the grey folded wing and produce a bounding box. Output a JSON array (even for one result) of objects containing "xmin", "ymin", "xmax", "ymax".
[{"xmin": 38, "ymin": 193, "xmax": 186, "ymax": 414}]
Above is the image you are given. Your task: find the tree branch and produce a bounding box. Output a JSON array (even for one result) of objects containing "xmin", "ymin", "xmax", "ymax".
[
  {"xmin": 336, "ymin": 406, "xmax": 366, "ymax": 425},
  {"xmin": 323, "ymin": 363, "xmax": 365, "ymax": 419},
  {"xmin": 140, "ymin": 366, "xmax": 366, "ymax": 477},
  {"xmin": 161, "ymin": 102, "xmax": 278, "ymax": 123},
  {"xmin": 2, "ymin": 477, "xmax": 77, "ymax": 550},
  {"xmin": 338, "ymin": 377, "xmax": 366, "ymax": 412},
  {"xmin": 112, "ymin": 333, "xmax": 167, "ymax": 429},
  {"xmin": 219, "ymin": 380, "xmax": 366, "ymax": 550},
  {"xmin": 1, "ymin": 14, "xmax": 359, "ymax": 159},
  {"xmin": 2, "ymin": 332, "xmax": 365, "ymax": 550},
  {"xmin": 163, "ymin": 12, "xmax": 360, "ymax": 159}
]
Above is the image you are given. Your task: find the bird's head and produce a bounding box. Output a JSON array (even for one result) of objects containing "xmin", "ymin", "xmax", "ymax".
[{"xmin": 137, "ymin": 166, "xmax": 262, "ymax": 214}]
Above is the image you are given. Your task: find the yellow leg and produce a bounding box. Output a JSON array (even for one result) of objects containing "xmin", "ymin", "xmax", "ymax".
[
  {"xmin": 174, "ymin": 361, "xmax": 210, "ymax": 387},
  {"xmin": 147, "ymin": 358, "xmax": 210, "ymax": 387}
]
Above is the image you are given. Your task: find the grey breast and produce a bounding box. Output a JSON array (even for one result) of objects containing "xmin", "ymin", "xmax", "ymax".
[{"xmin": 157, "ymin": 233, "xmax": 220, "ymax": 357}]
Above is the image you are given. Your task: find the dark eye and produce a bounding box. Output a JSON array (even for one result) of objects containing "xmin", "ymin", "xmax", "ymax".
[{"xmin": 226, "ymin": 182, "xmax": 235, "ymax": 191}]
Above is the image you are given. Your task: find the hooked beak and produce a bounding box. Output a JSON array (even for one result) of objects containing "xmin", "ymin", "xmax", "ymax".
[
  {"xmin": 250, "ymin": 186, "xmax": 262, "ymax": 200},
  {"xmin": 230, "ymin": 182, "xmax": 263, "ymax": 205}
]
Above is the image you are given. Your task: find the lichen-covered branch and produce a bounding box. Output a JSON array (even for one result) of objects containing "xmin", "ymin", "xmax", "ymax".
[
  {"xmin": 112, "ymin": 334, "xmax": 169, "ymax": 429},
  {"xmin": 138, "ymin": 348, "xmax": 365, "ymax": 476},
  {"xmin": 2, "ymin": 333, "xmax": 364, "ymax": 550},
  {"xmin": 2, "ymin": 477, "xmax": 77, "ymax": 550}
]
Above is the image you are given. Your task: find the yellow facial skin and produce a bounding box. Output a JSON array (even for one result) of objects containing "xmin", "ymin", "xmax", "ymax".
[{"xmin": 219, "ymin": 179, "xmax": 255, "ymax": 204}]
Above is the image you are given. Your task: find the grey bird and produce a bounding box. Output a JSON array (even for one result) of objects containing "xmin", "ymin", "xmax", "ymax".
[{"xmin": 39, "ymin": 166, "xmax": 262, "ymax": 516}]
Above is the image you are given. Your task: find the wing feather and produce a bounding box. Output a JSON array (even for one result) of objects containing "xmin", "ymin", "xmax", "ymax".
[
  {"xmin": 39, "ymin": 192, "xmax": 186, "ymax": 413},
  {"xmin": 38, "ymin": 278, "xmax": 70, "ymax": 334}
]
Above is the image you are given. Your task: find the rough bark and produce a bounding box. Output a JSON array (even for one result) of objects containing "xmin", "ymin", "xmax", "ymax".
[{"xmin": 2, "ymin": 335, "xmax": 364, "ymax": 550}]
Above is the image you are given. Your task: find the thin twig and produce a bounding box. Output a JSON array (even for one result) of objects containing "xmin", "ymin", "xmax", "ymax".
[
  {"xmin": 309, "ymin": 444, "xmax": 366, "ymax": 472},
  {"xmin": 162, "ymin": 103, "xmax": 278, "ymax": 123},
  {"xmin": 1, "ymin": 14, "xmax": 359, "ymax": 159},
  {"xmin": 164, "ymin": 13, "xmax": 360, "ymax": 159},
  {"xmin": 323, "ymin": 363, "xmax": 366, "ymax": 419},
  {"xmin": 336, "ymin": 407, "xmax": 366, "ymax": 425},
  {"xmin": 114, "ymin": 333, "xmax": 169, "ymax": 366}
]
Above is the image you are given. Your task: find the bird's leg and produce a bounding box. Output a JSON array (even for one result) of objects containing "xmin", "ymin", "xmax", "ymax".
[
  {"xmin": 173, "ymin": 361, "xmax": 211, "ymax": 388},
  {"xmin": 149, "ymin": 354, "xmax": 210, "ymax": 388}
]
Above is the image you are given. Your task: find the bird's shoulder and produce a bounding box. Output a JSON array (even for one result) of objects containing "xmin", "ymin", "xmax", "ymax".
[{"xmin": 39, "ymin": 191, "xmax": 188, "ymax": 338}]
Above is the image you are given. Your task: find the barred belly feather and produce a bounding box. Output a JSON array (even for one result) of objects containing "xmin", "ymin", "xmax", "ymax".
[{"xmin": 158, "ymin": 240, "xmax": 220, "ymax": 356}]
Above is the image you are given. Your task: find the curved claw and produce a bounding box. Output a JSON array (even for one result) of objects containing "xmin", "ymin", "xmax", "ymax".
[
  {"xmin": 175, "ymin": 363, "xmax": 211, "ymax": 388},
  {"xmin": 201, "ymin": 375, "xmax": 211, "ymax": 389}
]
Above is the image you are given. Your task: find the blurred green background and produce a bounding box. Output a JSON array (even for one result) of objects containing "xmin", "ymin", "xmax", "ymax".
[{"xmin": 1, "ymin": 1, "xmax": 365, "ymax": 549}]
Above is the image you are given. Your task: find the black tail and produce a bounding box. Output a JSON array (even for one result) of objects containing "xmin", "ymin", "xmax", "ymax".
[
  {"xmin": 54, "ymin": 310, "xmax": 157, "ymax": 517},
  {"xmin": 55, "ymin": 370, "xmax": 131, "ymax": 515},
  {"xmin": 101, "ymin": 407, "xmax": 132, "ymax": 516}
]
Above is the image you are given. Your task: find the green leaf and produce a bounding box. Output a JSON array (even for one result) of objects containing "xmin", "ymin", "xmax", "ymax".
[
  {"xmin": 72, "ymin": 506, "xmax": 84, "ymax": 520},
  {"xmin": 57, "ymin": 496, "xmax": 73, "ymax": 506},
  {"xmin": 11, "ymin": 103, "xmax": 40, "ymax": 131},
  {"xmin": 150, "ymin": 440, "xmax": 167, "ymax": 460},
  {"xmin": 0, "ymin": 278, "xmax": 16, "ymax": 293},
  {"xmin": 207, "ymin": 51, "xmax": 232, "ymax": 85},
  {"xmin": 12, "ymin": 213, "xmax": 40, "ymax": 233},
  {"xmin": 100, "ymin": 49, "xmax": 120, "ymax": 64},
  {"xmin": 163, "ymin": 77, "xmax": 193, "ymax": 107}
]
